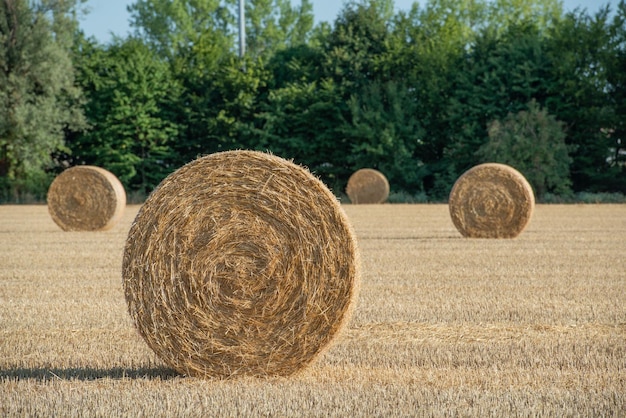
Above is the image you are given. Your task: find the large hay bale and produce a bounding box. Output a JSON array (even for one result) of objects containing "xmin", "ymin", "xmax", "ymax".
[
  {"xmin": 448, "ymin": 163, "xmax": 535, "ymax": 238},
  {"xmin": 122, "ymin": 150, "xmax": 360, "ymax": 378},
  {"xmin": 47, "ymin": 166, "xmax": 126, "ymax": 231},
  {"xmin": 345, "ymin": 168, "xmax": 390, "ymax": 204}
]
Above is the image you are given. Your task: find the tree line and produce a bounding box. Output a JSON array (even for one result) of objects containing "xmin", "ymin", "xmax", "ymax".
[{"xmin": 1, "ymin": 0, "xmax": 625, "ymax": 202}]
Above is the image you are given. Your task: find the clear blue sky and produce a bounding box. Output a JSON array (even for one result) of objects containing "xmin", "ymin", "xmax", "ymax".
[{"xmin": 79, "ymin": 0, "xmax": 619, "ymax": 44}]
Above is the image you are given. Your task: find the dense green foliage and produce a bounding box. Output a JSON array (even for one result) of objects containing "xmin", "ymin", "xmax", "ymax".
[
  {"xmin": 477, "ymin": 100, "xmax": 572, "ymax": 196},
  {"xmin": 0, "ymin": 0, "xmax": 87, "ymax": 201},
  {"xmin": 1, "ymin": 0, "xmax": 625, "ymax": 202},
  {"xmin": 70, "ymin": 37, "xmax": 181, "ymax": 194}
]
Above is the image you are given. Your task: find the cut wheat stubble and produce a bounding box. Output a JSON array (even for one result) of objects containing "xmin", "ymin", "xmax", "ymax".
[
  {"xmin": 122, "ymin": 150, "xmax": 360, "ymax": 378},
  {"xmin": 448, "ymin": 163, "xmax": 535, "ymax": 238},
  {"xmin": 345, "ymin": 168, "xmax": 390, "ymax": 204},
  {"xmin": 47, "ymin": 165, "xmax": 126, "ymax": 231}
]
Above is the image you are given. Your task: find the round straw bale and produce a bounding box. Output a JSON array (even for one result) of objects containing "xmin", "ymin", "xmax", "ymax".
[
  {"xmin": 448, "ymin": 163, "xmax": 534, "ymax": 238},
  {"xmin": 345, "ymin": 168, "xmax": 389, "ymax": 204},
  {"xmin": 122, "ymin": 150, "xmax": 360, "ymax": 378},
  {"xmin": 47, "ymin": 165, "xmax": 126, "ymax": 231}
]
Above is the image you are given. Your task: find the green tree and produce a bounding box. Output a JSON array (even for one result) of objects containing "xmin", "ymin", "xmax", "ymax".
[
  {"xmin": 545, "ymin": 3, "xmax": 625, "ymax": 192},
  {"xmin": 129, "ymin": 0, "xmax": 314, "ymax": 60},
  {"xmin": 477, "ymin": 100, "xmax": 572, "ymax": 197},
  {"xmin": 265, "ymin": 43, "xmax": 324, "ymax": 89},
  {"xmin": 387, "ymin": 0, "xmax": 563, "ymax": 198},
  {"xmin": 257, "ymin": 41, "xmax": 352, "ymax": 189},
  {"xmin": 344, "ymin": 80, "xmax": 426, "ymax": 193},
  {"xmin": 0, "ymin": 0, "xmax": 86, "ymax": 201},
  {"xmin": 443, "ymin": 20, "xmax": 556, "ymax": 197},
  {"xmin": 303, "ymin": 0, "xmax": 403, "ymax": 191},
  {"xmin": 128, "ymin": 0, "xmax": 234, "ymax": 61},
  {"xmin": 486, "ymin": 0, "xmax": 562, "ymax": 32},
  {"xmin": 254, "ymin": 78, "xmax": 350, "ymax": 192},
  {"xmin": 386, "ymin": 1, "xmax": 475, "ymax": 194},
  {"xmin": 321, "ymin": 0, "xmax": 393, "ymax": 96},
  {"xmin": 128, "ymin": 0, "xmax": 313, "ymax": 166},
  {"xmin": 603, "ymin": 1, "xmax": 626, "ymax": 191},
  {"xmin": 245, "ymin": 0, "xmax": 313, "ymax": 59},
  {"xmin": 170, "ymin": 53, "xmax": 269, "ymax": 165},
  {"xmin": 71, "ymin": 37, "xmax": 180, "ymax": 194}
]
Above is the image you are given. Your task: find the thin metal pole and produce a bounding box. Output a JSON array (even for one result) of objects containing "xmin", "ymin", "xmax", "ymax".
[{"xmin": 238, "ymin": 0, "xmax": 245, "ymax": 57}]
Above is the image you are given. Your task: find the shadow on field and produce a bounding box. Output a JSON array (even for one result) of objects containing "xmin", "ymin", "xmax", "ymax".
[{"xmin": 0, "ymin": 366, "xmax": 179, "ymax": 381}]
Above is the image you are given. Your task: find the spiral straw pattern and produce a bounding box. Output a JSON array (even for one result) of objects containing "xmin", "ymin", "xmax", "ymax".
[
  {"xmin": 448, "ymin": 163, "xmax": 534, "ymax": 238},
  {"xmin": 122, "ymin": 150, "xmax": 360, "ymax": 378},
  {"xmin": 47, "ymin": 166, "xmax": 126, "ymax": 231},
  {"xmin": 345, "ymin": 168, "xmax": 390, "ymax": 204}
]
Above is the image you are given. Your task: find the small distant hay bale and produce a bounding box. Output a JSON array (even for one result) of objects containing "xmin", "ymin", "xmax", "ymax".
[
  {"xmin": 47, "ymin": 166, "xmax": 126, "ymax": 231},
  {"xmin": 122, "ymin": 150, "xmax": 360, "ymax": 378},
  {"xmin": 345, "ymin": 168, "xmax": 389, "ymax": 204},
  {"xmin": 448, "ymin": 163, "xmax": 535, "ymax": 238}
]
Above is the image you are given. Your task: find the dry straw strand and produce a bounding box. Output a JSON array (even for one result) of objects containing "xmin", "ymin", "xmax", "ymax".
[
  {"xmin": 448, "ymin": 163, "xmax": 535, "ymax": 238},
  {"xmin": 47, "ymin": 165, "xmax": 126, "ymax": 231},
  {"xmin": 346, "ymin": 168, "xmax": 390, "ymax": 204},
  {"xmin": 122, "ymin": 150, "xmax": 360, "ymax": 378}
]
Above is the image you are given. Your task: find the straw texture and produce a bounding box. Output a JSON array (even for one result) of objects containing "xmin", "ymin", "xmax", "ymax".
[
  {"xmin": 47, "ymin": 166, "xmax": 126, "ymax": 231},
  {"xmin": 122, "ymin": 150, "xmax": 360, "ymax": 378},
  {"xmin": 448, "ymin": 163, "xmax": 535, "ymax": 238},
  {"xmin": 345, "ymin": 168, "xmax": 390, "ymax": 204}
]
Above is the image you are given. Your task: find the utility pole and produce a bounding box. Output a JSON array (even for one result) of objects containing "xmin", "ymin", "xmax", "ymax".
[{"xmin": 238, "ymin": 0, "xmax": 246, "ymax": 58}]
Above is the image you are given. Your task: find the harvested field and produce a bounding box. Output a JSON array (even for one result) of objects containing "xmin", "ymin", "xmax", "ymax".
[{"xmin": 1, "ymin": 204, "xmax": 625, "ymax": 416}]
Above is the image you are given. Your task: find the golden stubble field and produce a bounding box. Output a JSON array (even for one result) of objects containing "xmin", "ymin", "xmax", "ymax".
[{"xmin": 0, "ymin": 203, "xmax": 624, "ymax": 416}]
